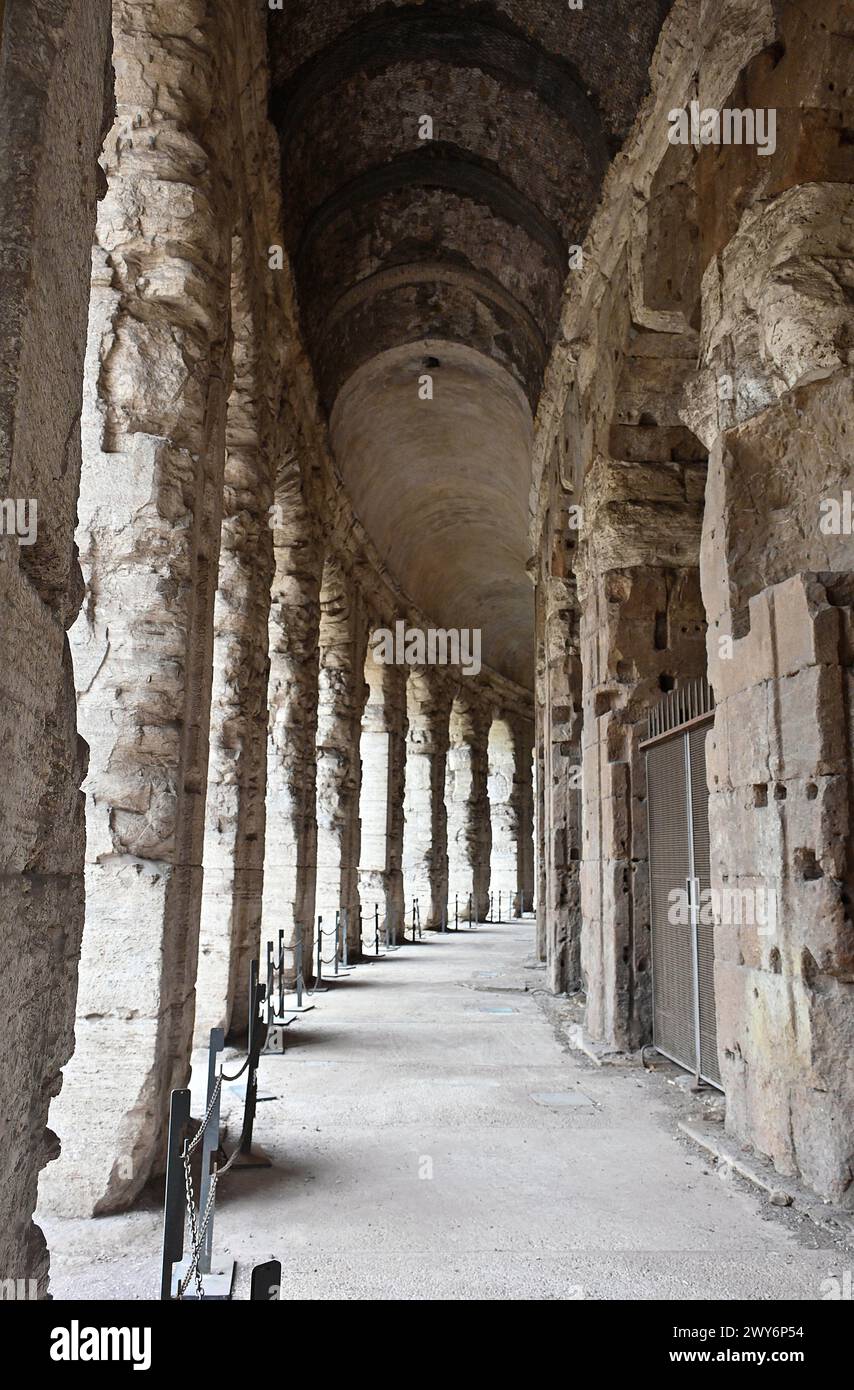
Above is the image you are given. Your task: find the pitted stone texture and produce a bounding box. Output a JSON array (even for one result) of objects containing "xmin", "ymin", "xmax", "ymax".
[
  {"xmin": 446, "ymin": 694, "xmax": 491, "ymax": 923},
  {"xmin": 403, "ymin": 668, "xmax": 452, "ymax": 928},
  {"xmin": 707, "ymin": 576, "xmax": 854, "ymax": 1206},
  {"xmin": 683, "ymin": 186, "xmax": 854, "ymax": 449},
  {"xmin": 315, "ymin": 556, "xmax": 370, "ymax": 959},
  {"xmin": 359, "ymin": 647, "xmax": 407, "ymax": 938},
  {"xmin": 263, "ymin": 483, "xmax": 323, "ymax": 987},
  {"xmin": 195, "ymin": 241, "xmax": 275, "ymax": 1045},
  {"xmin": 0, "ymin": 0, "xmax": 112, "ymax": 1288},
  {"xmin": 40, "ymin": 0, "xmax": 242, "ymax": 1218}
]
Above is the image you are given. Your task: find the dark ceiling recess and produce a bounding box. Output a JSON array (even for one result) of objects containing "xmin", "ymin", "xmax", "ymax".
[{"xmin": 267, "ymin": 0, "xmax": 673, "ymax": 691}]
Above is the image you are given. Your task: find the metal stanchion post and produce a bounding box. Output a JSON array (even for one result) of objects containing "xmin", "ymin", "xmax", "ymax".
[
  {"xmin": 277, "ymin": 929, "xmax": 285, "ymax": 1016},
  {"xmin": 375, "ymin": 903, "xmax": 380, "ymax": 956},
  {"xmin": 229, "ymin": 963, "xmax": 273, "ymax": 1171},
  {"xmin": 455, "ymin": 893, "xmax": 459, "ymax": 931}
]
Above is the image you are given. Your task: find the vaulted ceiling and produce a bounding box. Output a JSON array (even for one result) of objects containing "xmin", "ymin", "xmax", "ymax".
[{"xmin": 268, "ymin": 1, "xmax": 672, "ymax": 689}]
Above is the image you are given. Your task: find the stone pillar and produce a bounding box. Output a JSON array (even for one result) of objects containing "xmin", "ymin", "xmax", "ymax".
[
  {"xmin": 315, "ymin": 556, "xmax": 369, "ymax": 960},
  {"xmin": 0, "ymin": 0, "xmax": 112, "ymax": 1289},
  {"xmin": 512, "ymin": 717, "xmax": 536, "ymax": 915},
  {"xmin": 534, "ymin": 593, "xmax": 548, "ymax": 959},
  {"xmin": 402, "ymin": 669, "xmax": 451, "ymax": 928},
  {"xmin": 487, "ymin": 717, "xmax": 518, "ymax": 911},
  {"xmin": 685, "ymin": 178, "xmax": 854, "ymax": 1204},
  {"xmin": 358, "ymin": 641, "xmax": 407, "ymax": 939},
  {"xmin": 262, "ymin": 481, "xmax": 322, "ymax": 986},
  {"xmin": 446, "ymin": 694, "xmax": 491, "ymax": 923},
  {"xmin": 41, "ymin": 0, "xmax": 233, "ymax": 1217},
  {"xmin": 577, "ymin": 457, "xmax": 707, "ymax": 1050},
  {"xmin": 195, "ymin": 243, "xmax": 274, "ymax": 1044}
]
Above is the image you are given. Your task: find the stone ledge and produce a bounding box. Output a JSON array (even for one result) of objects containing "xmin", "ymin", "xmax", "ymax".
[{"xmin": 679, "ymin": 1119, "xmax": 854, "ymax": 1247}]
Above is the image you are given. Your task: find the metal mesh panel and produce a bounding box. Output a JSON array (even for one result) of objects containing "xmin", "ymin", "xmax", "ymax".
[
  {"xmin": 689, "ymin": 724, "xmax": 720, "ymax": 1087},
  {"xmin": 647, "ymin": 738, "xmax": 695, "ymax": 1073}
]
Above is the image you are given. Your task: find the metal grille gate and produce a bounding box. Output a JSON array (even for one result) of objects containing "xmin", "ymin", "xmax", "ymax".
[{"xmin": 642, "ymin": 681, "xmax": 722, "ymax": 1089}]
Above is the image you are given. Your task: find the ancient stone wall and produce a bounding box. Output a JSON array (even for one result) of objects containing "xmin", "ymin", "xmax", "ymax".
[{"xmin": 531, "ymin": 0, "xmax": 854, "ymax": 1201}]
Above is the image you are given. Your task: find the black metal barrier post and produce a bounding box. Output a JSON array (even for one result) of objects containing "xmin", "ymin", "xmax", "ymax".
[
  {"xmin": 310, "ymin": 916, "xmax": 329, "ymax": 994},
  {"xmin": 229, "ymin": 962, "xmax": 273, "ymax": 1171},
  {"xmin": 160, "ymin": 1088, "xmax": 191, "ymax": 1300},
  {"xmin": 161, "ymin": 1029, "xmax": 236, "ymax": 1300},
  {"xmin": 251, "ymin": 1260, "xmax": 282, "ymax": 1301}
]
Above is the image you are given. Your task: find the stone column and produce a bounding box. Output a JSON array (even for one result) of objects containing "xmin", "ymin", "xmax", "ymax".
[
  {"xmin": 402, "ymin": 669, "xmax": 451, "ymax": 928},
  {"xmin": 577, "ymin": 456, "xmax": 707, "ymax": 1050},
  {"xmin": 315, "ymin": 556, "xmax": 369, "ymax": 960},
  {"xmin": 41, "ymin": 0, "xmax": 233, "ymax": 1217},
  {"xmin": 446, "ymin": 694, "xmax": 491, "ymax": 923},
  {"xmin": 685, "ymin": 178, "xmax": 854, "ymax": 1204},
  {"xmin": 358, "ymin": 641, "xmax": 407, "ymax": 939},
  {"xmin": 195, "ymin": 243, "xmax": 274, "ymax": 1044},
  {"xmin": 487, "ymin": 717, "xmax": 518, "ymax": 912},
  {"xmin": 543, "ymin": 564, "xmax": 584, "ymax": 993},
  {"xmin": 262, "ymin": 480, "xmax": 322, "ymax": 987},
  {"xmin": 512, "ymin": 717, "xmax": 536, "ymax": 915},
  {"xmin": 534, "ymin": 592, "xmax": 548, "ymax": 959},
  {"xmin": 0, "ymin": 0, "xmax": 112, "ymax": 1288}
]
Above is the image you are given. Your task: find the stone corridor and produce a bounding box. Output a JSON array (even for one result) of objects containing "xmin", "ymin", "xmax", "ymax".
[
  {"xmin": 42, "ymin": 920, "xmax": 842, "ymax": 1302},
  {"xmin": 1, "ymin": 0, "xmax": 853, "ymax": 1306}
]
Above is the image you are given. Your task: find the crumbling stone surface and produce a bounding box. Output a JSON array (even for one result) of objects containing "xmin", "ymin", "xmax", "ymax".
[
  {"xmin": 315, "ymin": 556, "xmax": 369, "ymax": 959},
  {"xmin": 446, "ymin": 695, "xmax": 491, "ymax": 923},
  {"xmin": 403, "ymin": 669, "xmax": 452, "ymax": 929},
  {"xmin": 0, "ymin": 0, "xmax": 112, "ymax": 1291},
  {"xmin": 359, "ymin": 648, "xmax": 407, "ymax": 937},
  {"xmin": 531, "ymin": 0, "xmax": 854, "ymax": 1203}
]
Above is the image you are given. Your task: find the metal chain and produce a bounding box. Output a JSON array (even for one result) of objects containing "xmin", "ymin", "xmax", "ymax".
[
  {"xmin": 179, "ymin": 1143, "xmax": 205, "ymax": 1300},
  {"xmin": 185, "ymin": 1075, "xmax": 223, "ymax": 1158}
]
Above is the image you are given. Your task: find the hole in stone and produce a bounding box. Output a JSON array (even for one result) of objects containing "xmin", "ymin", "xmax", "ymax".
[
  {"xmin": 774, "ymin": 783, "xmax": 787, "ymax": 800},
  {"xmin": 731, "ymin": 606, "xmax": 750, "ymax": 640},
  {"xmin": 659, "ymin": 673, "xmax": 675, "ymax": 692},
  {"xmin": 801, "ymin": 948, "xmax": 819, "ymax": 987},
  {"xmin": 753, "ymin": 784, "xmax": 768, "ymax": 807},
  {"xmin": 794, "ymin": 848, "xmax": 824, "ymax": 881},
  {"xmin": 594, "ymin": 691, "xmax": 616, "ymax": 717},
  {"xmin": 423, "ymin": 355, "xmax": 440, "ymax": 369},
  {"xmin": 654, "ymin": 611, "xmax": 668, "ymax": 650},
  {"xmin": 639, "ymin": 412, "xmax": 658, "ymax": 427},
  {"xmin": 637, "ymin": 958, "xmax": 648, "ymax": 973},
  {"xmin": 806, "ymin": 782, "xmax": 818, "ymax": 801},
  {"xmin": 769, "ymin": 947, "xmax": 781, "ymax": 974}
]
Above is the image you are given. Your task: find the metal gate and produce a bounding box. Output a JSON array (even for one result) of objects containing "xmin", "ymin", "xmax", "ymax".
[{"xmin": 642, "ymin": 681, "xmax": 721, "ymax": 1089}]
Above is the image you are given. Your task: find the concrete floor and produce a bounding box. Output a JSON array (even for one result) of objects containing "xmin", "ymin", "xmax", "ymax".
[{"xmin": 42, "ymin": 920, "xmax": 847, "ymax": 1300}]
